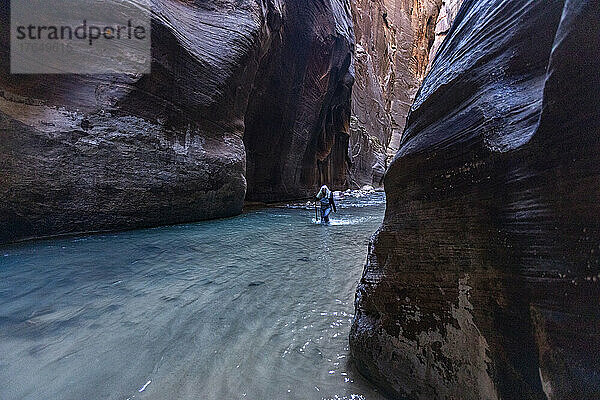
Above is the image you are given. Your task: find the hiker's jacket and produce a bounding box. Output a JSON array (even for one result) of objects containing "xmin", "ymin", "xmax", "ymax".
[{"xmin": 316, "ymin": 185, "xmax": 337, "ymax": 212}]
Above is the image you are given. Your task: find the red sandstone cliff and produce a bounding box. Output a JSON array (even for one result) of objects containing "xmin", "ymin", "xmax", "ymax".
[{"xmin": 349, "ymin": 0, "xmax": 463, "ymax": 187}]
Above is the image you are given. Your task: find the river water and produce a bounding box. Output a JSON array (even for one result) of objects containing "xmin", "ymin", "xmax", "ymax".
[{"xmin": 0, "ymin": 191, "xmax": 387, "ymax": 400}]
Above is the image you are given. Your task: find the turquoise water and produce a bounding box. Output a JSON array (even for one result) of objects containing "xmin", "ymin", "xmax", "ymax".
[{"xmin": 0, "ymin": 191, "xmax": 387, "ymax": 400}]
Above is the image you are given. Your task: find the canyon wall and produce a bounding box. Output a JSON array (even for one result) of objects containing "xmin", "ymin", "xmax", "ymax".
[
  {"xmin": 351, "ymin": 0, "xmax": 600, "ymax": 399},
  {"xmin": 0, "ymin": 0, "xmax": 354, "ymax": 242},
  {"xmin": 243, "ymin": 0, "xmax": 354, "ymax": 202},
  {"xmin": 348, "ymin": 0, "xmax": 462, "ymax": 187}
]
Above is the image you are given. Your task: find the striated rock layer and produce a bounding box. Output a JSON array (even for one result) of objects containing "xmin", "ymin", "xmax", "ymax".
[
  {"xmin": 243, "ymin": 0, "xmax": 355, "ymax": 202},
  {"xmin": 350, "ymin": 0, "xmax": 600, "ymax": 399},
  {"xmin": 0, "ymin": 0, "xmax": 260, "ymax": 243},
  {"xmin": 348, "ymin": 0, "xmax": 463, "ymax": 187},
  {"xmin": 0, "ymin": 0, "xmax": 354, "ymax": 242}
]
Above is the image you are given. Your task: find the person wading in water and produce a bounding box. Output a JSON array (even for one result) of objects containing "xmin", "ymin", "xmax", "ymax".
[{"xmin": 315, "ymin": 185, "xmax": 337, "ymax": 224}]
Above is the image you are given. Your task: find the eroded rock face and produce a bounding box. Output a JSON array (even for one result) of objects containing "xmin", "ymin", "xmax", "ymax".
[
  {"xmin": 0, "ymin": 1, "xmax": 265, "ymax": 242},
  {"xmin": 348, "ymin": 0, "xmax": 463, "ymax": 187},
  {"xmin": 243, "ymin": 0, "xmax": 355, "ymax": 202},
  {"xmin": 0, "ymin": 0, "xmax": 354, "ymax": 242},
  {"xmin": 350, "ymin": 0, "xmax": 600, "ymax": 399}
]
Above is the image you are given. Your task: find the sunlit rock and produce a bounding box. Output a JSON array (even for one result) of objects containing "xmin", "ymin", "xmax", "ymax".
[{"xmin": 348, "ymin": 0, "xmax": 463, "ymax": 187}]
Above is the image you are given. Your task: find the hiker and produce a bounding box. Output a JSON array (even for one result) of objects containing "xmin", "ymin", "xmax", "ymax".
[{"xmin": 316, "ymin": 185, "xmax": 337, "ymax": 224}]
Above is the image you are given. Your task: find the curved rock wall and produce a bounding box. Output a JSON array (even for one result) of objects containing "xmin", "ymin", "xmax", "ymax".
[
  {"xmin": 243, "ymin": 0, "xmax": 355, "ymax": 202},
  {"xmin": 0, "ymin": 0, "xmax": 354, "ymax": 242},
  {"xmin": 348, "ymin": 0, "xmax": 463, "ymax": 187},
  {"xmin": 350, "ymin": 0, "xmax": 600, "ymax": 398},
  {"xmin": 0, "ymin": 0, "xmax": 266, "ymax": 242}
]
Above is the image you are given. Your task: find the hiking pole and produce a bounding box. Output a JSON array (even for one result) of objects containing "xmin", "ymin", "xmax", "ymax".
[{"xmin": 315, "ymin": 201, "xmax": 319, "ymax": 223}]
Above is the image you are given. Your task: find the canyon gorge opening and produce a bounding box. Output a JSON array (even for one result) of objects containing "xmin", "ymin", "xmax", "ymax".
[{"xmin": 1, "ymin": 0, "xmax": 599, "ymax": 399}]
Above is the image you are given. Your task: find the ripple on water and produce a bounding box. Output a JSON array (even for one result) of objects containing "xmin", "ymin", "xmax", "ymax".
[{"xmin": 0, "ymin": 193, "xmax": 387, "ymax": 400}]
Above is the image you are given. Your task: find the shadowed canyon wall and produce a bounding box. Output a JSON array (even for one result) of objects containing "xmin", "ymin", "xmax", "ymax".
[
  {"xmin": 0, "ymin": 0, "xmax": 354, "ymax": 242},
  {"xmin": 348, "ymin": 0, "xmax": 462, "ymax": 187},
  {"xmin": 350, "ymin": 0, "xmax": 600, "ymax": 399},
  {"xmin": 243, "ymin": 0, "xmax": 355, "ymax": 202},
  {"xmin": 0, "ymin": 0, "xmax": 465, "ymax": 241}
]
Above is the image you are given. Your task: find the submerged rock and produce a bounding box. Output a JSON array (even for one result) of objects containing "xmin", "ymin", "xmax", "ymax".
[{"xmin": 350, "ymin": 0, "xmax": 600, "ymax": 399}]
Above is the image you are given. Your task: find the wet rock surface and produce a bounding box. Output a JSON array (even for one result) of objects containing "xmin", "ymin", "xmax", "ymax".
[
  {"xmin": 350, "ymin": 0, "xmax": 600, "ymax": 399},
  {"xmin": 0, "ymin": 0, "xmax": 354, "ymax": 242}
]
